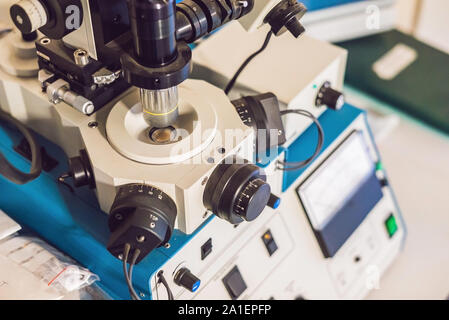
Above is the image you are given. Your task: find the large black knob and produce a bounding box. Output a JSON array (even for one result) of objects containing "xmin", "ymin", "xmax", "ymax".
[
  {"xmin": 203, "ymin": 157, "xmax": 278, "ymax": 224},
  {"xmin": 107, "ymin": 184, "xmax": 177, "ymax": 264},
  {"xmin": 174, "ymin": 268, "xmax": 201, "ymax": 293},
  {"xmin": 316, "ymin": 81, "xmax": 345, "ymax": 111}
]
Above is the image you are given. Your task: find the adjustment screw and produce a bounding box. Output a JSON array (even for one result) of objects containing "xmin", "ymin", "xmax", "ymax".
[
  {"xmin": 136, "ymin": 235, "xmax": 146, "ymax": 243},
  {"xmin": 88, "ymin": 121, "xmax": 98, "ymax": 128},
  {"xmin": 74, "ymin": 49, "xmax": 89, "ymax": 66}
]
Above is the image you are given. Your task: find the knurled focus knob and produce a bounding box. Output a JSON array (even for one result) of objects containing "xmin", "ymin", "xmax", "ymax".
[
  {"xmin": 233, "ymin": 178, "xmax": 271, "ymax": 221},
  {"xmin": 203, "ymin": 157, "xmax": 278, "ymax": 225},
  {"xmin": 10, "ymin": 0, "xmax": 48, "ymax": 34},
  {"xmin": 316, "ymin": 81, "xmax": 345, "ymax": 111}
]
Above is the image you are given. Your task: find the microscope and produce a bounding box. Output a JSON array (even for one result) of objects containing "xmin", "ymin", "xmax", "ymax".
[
  {"xmin": 0, "ymin": 0, "xmax": 406, "ymax": 300},
  {"xmin": 0, "ymin": 0, "xmax": 309, "ymax": 297}
]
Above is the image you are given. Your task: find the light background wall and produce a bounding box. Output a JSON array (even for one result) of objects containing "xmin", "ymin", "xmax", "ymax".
[
  {"xmin": 395, "ymin": 0, "xmax": 421, "ymax": 33},
  {"xmin": 0, "ymin": 1, "xmax": 16, "ymax": 29},
  {"xmin": 396, "ymin": 0, "xmax": 449, "ymax": 53}
]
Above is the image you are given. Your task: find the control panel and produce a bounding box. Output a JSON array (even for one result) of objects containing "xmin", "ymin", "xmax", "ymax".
[
  {"xmin": 150, "ymin": 211, "xmax": 294, "ymax": 300},
  {"xmin": 149, "ymin": 110, "xmax": 405, "ymax": 300}
]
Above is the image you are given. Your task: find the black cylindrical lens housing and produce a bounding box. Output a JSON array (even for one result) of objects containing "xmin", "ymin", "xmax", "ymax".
[{"xmin": 127, "ymin": 0, "xmax": 178, "ymax": 67}]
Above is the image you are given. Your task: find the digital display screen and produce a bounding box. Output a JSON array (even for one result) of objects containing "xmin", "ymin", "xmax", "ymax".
[{"xmin": 298, "ymin": 131, "xmax": 375, "ymax": 230}]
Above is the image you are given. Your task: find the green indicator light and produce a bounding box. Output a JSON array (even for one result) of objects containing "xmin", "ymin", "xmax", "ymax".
[
  {"xmin": 385, "ymin": 214, "xmax": 398, "ymax": 238},
  {"xmin": 313, "ymin": 84, "xmax": 318, "ymax": 89},
  {"xmin": 376, "ymin": 162, "xmax": 383, "ymax": 171}
]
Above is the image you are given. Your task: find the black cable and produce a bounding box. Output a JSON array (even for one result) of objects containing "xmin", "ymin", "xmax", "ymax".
[
  {"xmin": 276, "ymin": 109, "xmax": 325, "ymax": 171},
  {"xmin": 122, "ymin": 244, "xmax": 141, "ymax": 300},
  {"xmin": 0, "ymin": 28, "xmax": 12, "ymax": 37},
  {"xmin": 127, "ymin": 248, "xmax": 142, "ymax": 300},
  {"xmin": 157, "ymin": 271, "xmax": 174, "ymax": 300},
  {"xmin": 0, "ymin": 109, "xmax": 42, "ymax": 184},
  {"xmin": 224, "ymin": 29, "xmax": 273, "ymax": 95}
]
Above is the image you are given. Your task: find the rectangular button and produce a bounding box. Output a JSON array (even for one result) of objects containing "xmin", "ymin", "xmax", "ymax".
[{"xmin": 222, "ymin": 266, "xmax": 247, "ymax": 300}]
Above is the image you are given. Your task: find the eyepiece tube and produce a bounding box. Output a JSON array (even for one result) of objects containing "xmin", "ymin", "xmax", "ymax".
[{"xmin": 176, "ymin": 0, "xmax": 255, "ymax": 43}]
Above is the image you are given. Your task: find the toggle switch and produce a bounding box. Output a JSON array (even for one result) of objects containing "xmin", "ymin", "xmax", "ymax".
[
  {"xmin": 262, "ymin": 230, "xmax": 278, "ymax": 256},
  {"xmin": 201, "ymin": 238, "xmax": 213, "ymax": 260}
]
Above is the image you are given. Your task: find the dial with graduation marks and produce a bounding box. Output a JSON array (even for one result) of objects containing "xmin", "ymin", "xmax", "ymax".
[
  {"xmin": 203, "ymin": 157, "xmax": 280, "ymax": 225},
  {"xmin": 10, "ymin": 0, "xmax": 49, "ymax": 34},
  {"xmin": 107, "ymin": 183, "xmax": 177, "ymax": 264},
  {"xmin": 234, "ymin": 102, "xmax": 254, "ymax": 127},
  {"xmin": 10, "ymin": 0, "xmax": 84, "ymax": 39},
  {"xmin": 234, "ymin": 178, "xmax": 271, "ymax": 221}
]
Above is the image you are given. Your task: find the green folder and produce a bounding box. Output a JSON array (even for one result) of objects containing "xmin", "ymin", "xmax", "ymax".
[{"xmin": 337, "ymin": 30, "xmax": 449, "ymax": 135}]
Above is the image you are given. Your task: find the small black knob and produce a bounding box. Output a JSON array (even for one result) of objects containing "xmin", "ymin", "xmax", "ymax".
[
  {"xmin": 316, "ymin": 82, "xmax": 345, "ymax": 110},
  {"xmin": 264, "ymin": 0, "xmax": 307, "ymax": 38},
  {"xmin": 267, "ymin": 194, "xmax": 281, "ymax": 209},
  {"xmin": 68, "ymin": 149, "xmax": 95, "ymax": 188},
  {"xmin": 174, "ymin": 268, "xmax": 201, "ymax": 293}
]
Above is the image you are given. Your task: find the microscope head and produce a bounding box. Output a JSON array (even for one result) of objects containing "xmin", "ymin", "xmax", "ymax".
[{"xmin": 6, "ymin": 0, "xmax": 307, "ymax": 265}]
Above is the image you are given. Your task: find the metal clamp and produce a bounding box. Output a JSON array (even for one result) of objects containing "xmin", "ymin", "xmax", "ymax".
[{"xmin": 92, "ymin": 68, "xmax": 121, "ymax": 86}]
